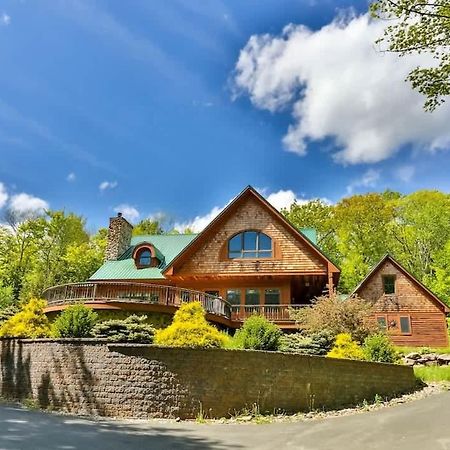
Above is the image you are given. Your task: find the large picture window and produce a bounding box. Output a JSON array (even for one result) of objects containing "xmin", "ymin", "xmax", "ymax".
[
  {"xmin": 245, "ymin": 289, "xmax": 260, "ymax": 305},
  {"xmin": 228, "ymin": 231, "xmax": 272, "ymax": 259},
  {"xmin": 264, "ymin": 289, "xmax": 280, "ymax": 305}
]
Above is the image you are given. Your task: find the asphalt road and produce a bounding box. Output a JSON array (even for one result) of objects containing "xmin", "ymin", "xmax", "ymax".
[{"xmin": 1, "ymin": 392, "xmax": 449, "ymax": 450}]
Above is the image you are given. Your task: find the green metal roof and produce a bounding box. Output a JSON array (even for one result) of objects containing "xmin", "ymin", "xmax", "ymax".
[
  {"xmin": 299, "ymin": 227, "xmax": 317, "ymax": 245},
  {"xmin": 90, "ymin": 227, "xmax": 319, "ymax": 281},
  {"xmin": 89, "ymin": 234, "xmax": 198, "ymax": 281}
]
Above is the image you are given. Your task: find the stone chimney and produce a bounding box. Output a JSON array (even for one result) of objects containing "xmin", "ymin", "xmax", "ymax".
[{"xmin": 105, "ymin": 212, "xmax": 133, "ymax": 261}]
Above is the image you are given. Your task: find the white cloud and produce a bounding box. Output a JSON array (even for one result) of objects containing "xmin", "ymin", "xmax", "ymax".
[
  {"xmin": 114, "ymin": 204, "xmax": 140, "ymax": 222},
  {"xmin": 175, "ymin": 204, "xmax": 229, "ymax": 233},
  {"xmin": 233, "ymin": 14, "xmax": 450, "ymax": 164},
  {"xmin": 9, "ymin": 193, "xmax": 49, "ymax": 216},
  {"xmin": 0, "ymin": 183, "xmax": 8, "ymax": 208},
  {"xmin": 67, "ymin": 172, "xmax": 76, "ymax": 182},
  {"xmin": 395, "ymin": 165, "xmax": 415, "ymax": 183},
  {"xmin": 174, "ymin": 189, "xmax": 327, "ymax": 232},
  {"xmin": 99, "ymin": 180, "xmax": 118, "ymax": 192},
  {"xmin": 0, "ymin": 13, "xmax": 10, "ymax": 26},
  {"xmin": 346, "ymin": 169, "xmax": 380, "ymax": 194}
]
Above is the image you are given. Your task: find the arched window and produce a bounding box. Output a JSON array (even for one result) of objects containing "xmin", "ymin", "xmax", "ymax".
[
  {"xmin": 137, "ymin": 249, "xmax": 152, "ymax": 267},
  {"xmin": 228, "ymin": 231, "xmax": 272, "ymax": 259}
]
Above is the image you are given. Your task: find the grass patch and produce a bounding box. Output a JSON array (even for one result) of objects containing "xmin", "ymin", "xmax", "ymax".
[
  {"xmin": 396, "ymin": 346, "xmax": 450, "ymax": 356},
  {"xmin": 414, "ymin": 365, "xmax": 450, "ymax": 382}
]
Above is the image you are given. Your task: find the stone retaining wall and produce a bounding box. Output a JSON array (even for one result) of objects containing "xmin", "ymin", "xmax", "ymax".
[{"xmin": 0, "ymin": 339, "xmax": 416, "ymax": 419}]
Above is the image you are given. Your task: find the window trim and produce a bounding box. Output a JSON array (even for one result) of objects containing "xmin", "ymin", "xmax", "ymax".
[
  {"xmin": 227, "ymin": 230, "xmax": 273, "ymax": 260},
  {"xmin": 133, "ymin": 244, "xmax": 160, "ymax": 269},
  {"xmin": 399, "ymin": 315, "xmax": 412, "ymax": 335},
  {"xmin": 376, "ymin": 315, "xmax": 388, "ymax": 331},
  {"xmin": 382, "ymin": 274, "xmax": 396, "ymax": 295}
]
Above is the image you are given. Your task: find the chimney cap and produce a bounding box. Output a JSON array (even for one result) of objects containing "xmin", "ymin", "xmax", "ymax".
[{"xmin": 117, "ymin": 212, "xmax": 122, "ymax": 218}]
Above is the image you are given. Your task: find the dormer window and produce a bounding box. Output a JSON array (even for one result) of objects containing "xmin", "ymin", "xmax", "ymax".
[
  {"xmin": 228, "ymin": 231, "xmax": 272, "ymax": 259},
  {"xmin": 133, "ymin": 244, "xmax": 161, "ymax": 269},
  {"xmin": 138, "ymin": 249, "xmax": 151, "ymax": 267}
]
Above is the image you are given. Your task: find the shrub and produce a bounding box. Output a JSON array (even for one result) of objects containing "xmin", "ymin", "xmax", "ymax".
[
  {"xmin": 0, "ymin": 298, "xmax": 50, "ymax": 338},
  {"xmin": 279, "ymin": 331, "xmax": 335, "ymax": 356},
  {"xmin": 92, "ymin": 315, "xmax": 155, "ymax": 343},
  {"xmin": 327, "ymin": 333, "xmax": 365, "ymax": 360},
  {"xmin": 0, "ymin": 304, "xmax": 19, "ymax": 324},
  {"xmin": 290, "ymin": 295, "xmax": 376, "ymax": 343},
  {"xmin": 363, "ymin": 333, "xmax": 398, "ymax": 363},
  {"xmin": 155, "ymin": 302, "xmax": 228, "ymax": 348},
  {"xmin": 52, "ymin": 304, "xmax": 98, "ymax": 338},
  {"xmin": 231, "ymin": 315, "xmax": 282, "ymax": 351}
]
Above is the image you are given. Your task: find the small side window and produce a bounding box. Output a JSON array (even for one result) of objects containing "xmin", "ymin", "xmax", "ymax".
[
  {"xmin": 383, "ymin": 275, "xmax": 396, "ymax": 294},
  {"xmin": 377, "ymin": 316, "xmax": 387, "ymax": 331},
  {"xmin": 400, "ymin": 316, "xmax": 411, "ymax": 334}
]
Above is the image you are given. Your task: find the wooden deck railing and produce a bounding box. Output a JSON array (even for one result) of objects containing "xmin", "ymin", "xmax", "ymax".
[
  {"xmin": 42, "ymin": 282, "xmax": 232, "ymax": 319},
  {"xmin": 230, "ymin": 304, "xmax": 305, "ymax": 322},
  {"xmin": 42, "ymin": 282, "xmax": 307, "ymax": 324}
]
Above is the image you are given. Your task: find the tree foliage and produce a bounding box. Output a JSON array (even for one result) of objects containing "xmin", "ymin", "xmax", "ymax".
[
  {"xmin": 0, "ymin": 211, "xmax": 105, "ymax": 304},
  {"xmin": 283, "ymin": 189, "xmax": 450, "ymax": 303},
  {"xmin": 371, "ymin": 0, "xmax": 450, "ymax": 111}
]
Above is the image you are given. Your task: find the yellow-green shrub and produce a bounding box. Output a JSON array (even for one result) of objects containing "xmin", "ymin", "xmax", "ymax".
[
  {"xmin": 326, "ymin": 333, "xmax": 365, "ymax": 360},
  {"xmin": 0, "ymin": 298, "xmax": 50, "ymax": 338},
  {"xmin": 155, "ymin": 302, "xmax": 229, "ymax": 348}
]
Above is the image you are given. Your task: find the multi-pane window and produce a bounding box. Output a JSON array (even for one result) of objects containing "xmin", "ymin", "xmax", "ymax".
[
  {"xmin": 245, "ymin": 289, "xmax": 260, "ymax": 305},
  {"xmin": 376, "ymin": 316, "xmax": 387, "ymax": 331},
  {"xmin": 265, "ymin": 289, "xmax": 280, "ymax": 305},
  {"xmin": 138, "ymin": 249, "xmax": 151, "ymax": 267},
  {"xmin": 228, "ymin": 231, "xmax": 272, "ymax": 259},
  {"xmin": 226, "ymin": 289, "xmax": 241, "ymax": 306},
  {"xmin": 383, "ymin": 275, "xmax": 396, "ymax": 294},
  {"xmin": 400, "ymin": 316, "xmax": 411, "ymax": 334}
]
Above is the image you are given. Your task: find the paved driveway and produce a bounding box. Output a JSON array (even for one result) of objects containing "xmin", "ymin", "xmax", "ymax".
[{"xmin": 1, "ymin": 392, "xmax": 450, "ymax": 449}]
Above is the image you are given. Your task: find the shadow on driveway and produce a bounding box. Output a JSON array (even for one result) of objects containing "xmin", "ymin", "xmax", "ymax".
[{"xmin": 0, "ymin": 404, "xmax": 236, "ymax": 450}]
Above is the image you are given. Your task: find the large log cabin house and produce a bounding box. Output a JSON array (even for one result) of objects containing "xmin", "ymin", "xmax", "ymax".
[{"xmin": 43, "ymin": 186, "xmax": 449, "ymax": 346}]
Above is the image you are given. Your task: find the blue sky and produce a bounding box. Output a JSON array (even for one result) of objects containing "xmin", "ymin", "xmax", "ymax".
[{"xmin": 1, "ymin": 0, "xmax": 449, "ymax": 232}]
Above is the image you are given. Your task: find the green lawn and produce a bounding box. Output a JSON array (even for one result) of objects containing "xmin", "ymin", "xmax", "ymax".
[{"xmin": 414, "ymin": 366, "xmax": 450, "ymax": 382}]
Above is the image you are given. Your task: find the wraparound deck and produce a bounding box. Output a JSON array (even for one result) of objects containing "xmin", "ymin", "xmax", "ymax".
[{"xmin": 42, "ymin": 282, "xmax": 304, "ymax": 328}]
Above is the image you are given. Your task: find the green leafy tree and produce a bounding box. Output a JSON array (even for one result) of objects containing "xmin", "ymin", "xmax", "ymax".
[
  {"xmin": 371, "ymin": 0, "xmax": 450, "ymax": 111},
  {"xmin": 391, "ymin": 191, "xmax": 450, "ymax": 281},
  {"xmin": 333, "ymin": 193, "xmax": 397, "ymax": 291},
  {"xmin": 132, "ymin": 219, "xmax": 164, "ymax": 236},
  {"xmin": 52, "ymin": 304, "xmax": 98, "ymax": 338},
  {"xmin": 427, "ymin": 240, "xmax": 450, "ymax": 305},
  {"xmin": 282, "ymin": 199, "xmax": 339, "ymax": 262}
]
